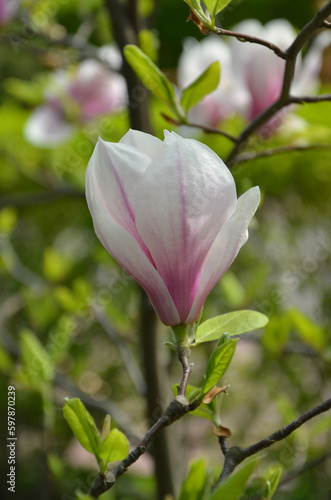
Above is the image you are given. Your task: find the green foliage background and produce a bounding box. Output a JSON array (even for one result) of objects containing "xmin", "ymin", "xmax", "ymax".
[{"xmin": 0, "ymin": 0, "xmax": 331, "ymax": 499}]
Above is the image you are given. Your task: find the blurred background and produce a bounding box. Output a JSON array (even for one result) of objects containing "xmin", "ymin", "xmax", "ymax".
[{"xmin": 0, "ymin": 0, "xmax": 331, "ymax": 499}]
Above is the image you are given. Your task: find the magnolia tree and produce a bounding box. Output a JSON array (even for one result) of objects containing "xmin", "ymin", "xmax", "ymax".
[{"xmin": 1, "ymin": 0, "xmax": 331, "ymax": 499}]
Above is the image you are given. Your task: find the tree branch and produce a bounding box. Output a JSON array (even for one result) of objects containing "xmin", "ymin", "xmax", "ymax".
[
  {"xmin": 216, "ymin": 398, "xmax": 331, "ymax": 486},
  {"xmin": 231, "ymin": 143, "xmax": 331, "ymax": 166},
  {"xmin": 214, "ymin": 27, "xmax": 287, "ymax": 59},
  {"xmin": 88, "ymin": 396, "xmax": 200, "ymax": 498},
  {"xmin": 226, "ymin": 0, "xmax": 331, "ymax": 165}
]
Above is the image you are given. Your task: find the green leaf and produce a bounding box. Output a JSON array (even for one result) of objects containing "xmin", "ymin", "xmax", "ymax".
[
  {"xmin": 201, "ymin": 339, "xmax": 237, "ymax": 396},
  {"xmin": 209, "ymin": 459, "xmax": 256, "ymax": 500},
  {"xmin": 204, "ymin": 0, "xmax": 232, "ymax": 17},
  {"xmin": 178, "ymin": 458, "xmax": 208, "ymax": 500},
  {"xmin": 180, "ymin": 61, "xmax": 220, "ymax": 112},
  {"xmin": 98, "ymin": 428, "xmax": 129, "ymax": 464},
  {"xmin": 288, "ymin": 308, "xmax": 325, "ymax": 351},
  {"xmin": 19, "ymin": 329, "xmax": 54, "ymax": 388},
  {"xmin": 195, "ymin": 311, "xmax": 269, "ymax": 345},
  {"xmin": 124, "ymin": 45, "xmax": 183, "ymax": 119},
  {"xmin": 261, "ymin": 464, "xmax": 283, "ymax": 499},
  {"xmin": 63, "ymin": 398, "xmax": 101, "ymax": 456}
]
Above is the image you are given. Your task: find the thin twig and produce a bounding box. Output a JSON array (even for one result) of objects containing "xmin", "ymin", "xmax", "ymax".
[
  {"xmin": 288, "ymin": 93, "xmax": 331, "ymax": 104},
  {"xmin": 88, "ymin": 397, "xmax": 200, "ymax": 498},
  {"xmin": 231, "ymin": 143, "xmax": 331, "ymax": 166},
  {"xmin": 226, "ymin": 0, "xmax": 331, "ymax": 165},
  {"xmin": 92, "ymin": 306, "xmax": 146, "ymax": 395},
  {"xmin": 214, "ymin": 27, "xmax": 287, "ymax": 59},
  {"xmin": 216, "ymin": 398, "xmax": 331, "ymax": 486},
  {"xmin": 186, "ymin": 121, "xmax": 238, "ymax": 143}
]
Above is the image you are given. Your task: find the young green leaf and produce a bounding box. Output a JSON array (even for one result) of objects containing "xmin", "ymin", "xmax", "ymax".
[
  {"xmin": 178, "ymin": 458, "xmax": 208, "ymax": 500},
  {"xmin": 124, "ymin": 45, "xmax": 183, "ymax": 119},
  {"xmin": 261, "ymin": 464, "xmax": 283, "ymax": 499},
  {"xmin": 20, "ymin": 329, "xmax": 54, "ymax": 388},
  {"xmin": 98, "ymin": 428, "xmax": 129, "ymax": 464},
  {"xmin": 195, "ymin": 310, "xmax": 269, "ymax": 345},
  {"xmin": 209, "ymin": 459, "xmax": 256, "ymax": 500},
  {"xmin": 209, "ymin": 0, "xmax": 232, "ymax": 17},
  {"xmin": 201, "ymin": 339, "xmax": 237, "ymax": 396},
  {"xmin": 63, "ymin": 398, "xmax": 101, "ymax": 456},
  {"xmin": 180, "ymin": 61, "xmax": 220, "ymax": 112},
  {"xmin": 289, "ymin": 308, "xmax": 325, "ymax": 351}
]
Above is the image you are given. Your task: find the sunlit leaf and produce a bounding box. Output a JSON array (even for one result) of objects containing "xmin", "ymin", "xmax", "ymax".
[
  {"xmin": 98, "ymin": 428, "xmax": 129, "ymax": 464},
  {"xmin": 181, "ymin": 61, "xmax": 220, "ymax": 112},
  {"xmin": 124, "ymin": 45, "xmax": 183, "ymax": 119},
  {"xmin": 204, "ymin": 0, "xmax": 232, "ymax": 17},
  {"xmin": 195, "ymin": 310, "xmax": 268, "ymax": 345},
  {"xmin": 63, "ymin": 398, "xmax": 101, "ymax": 456}
]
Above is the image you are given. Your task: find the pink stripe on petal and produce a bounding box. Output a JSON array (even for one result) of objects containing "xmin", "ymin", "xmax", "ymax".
[
  {"xmin": 135, "ymin": 134, "xmax": 237, "ymax": 322},
  {"xmin": 185, "ymin": 186, "xmax": 260, "ymax": 324}
]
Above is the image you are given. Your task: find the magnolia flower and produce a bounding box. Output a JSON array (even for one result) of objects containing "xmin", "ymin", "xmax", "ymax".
[
  {"xmin": 0, "ymin": 0, "xmax": 18, "ymax": 26},
  {"xmin": 24, "ymin": 56, "xmax": 127, "ymax": 147},
  {"xmin": 86, "ymin": 130, "xmax": 260, "ymax": 326},
  {"xmin": 177, "ymin": 36, "xmax": 249, "ymax": 127}
]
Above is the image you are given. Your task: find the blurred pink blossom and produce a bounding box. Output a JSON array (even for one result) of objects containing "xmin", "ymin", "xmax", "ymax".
[
  {"xmin": 24, "ymin": 54, "xmax": 127, "ymax": 147},
  {"xmin": 178, "ymin": 20, "xmax": 330, "ymax": 133},
  {"xmin": 0, "ymin": 0, "xmax": 18, "ymax": 26}
]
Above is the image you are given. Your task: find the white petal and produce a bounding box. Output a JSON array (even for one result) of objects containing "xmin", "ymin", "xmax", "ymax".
[
  {"xmin": 86, "ymin": 138, "xmax": 154, "ymax": 261},
  {"xmin": 119, "ymin": 129, "xmax": 163, "ymax": 159},
  {"xmin": 186, "ymin": 186, "xmax": 260, "ymax": 324},
  {"xmin": 24, "ymin": 105, "xmax": 73, "ymax": 148},
  {"xmin": 135, "ymin": 135, "xmax": 237, "ymax": 322},
  {"xmin": 85, "ymin": 156, "xmax": 180, "ymax": 326}
]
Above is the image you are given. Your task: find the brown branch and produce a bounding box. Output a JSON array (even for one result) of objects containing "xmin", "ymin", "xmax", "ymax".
[
  {"xmin": 185, "ymin": 121, "xmax": 238, "ymax": 143},
  {"xmin": 226, "ymin": 0, "xmax": 331, "ymax": 165},
  {"xmin": 231, "ymin": 143, "xmax": 331, "ymax": 166},
  {"xmin": 88, "ymin": 396, "xmax": 200, "ymax": 498},
  {"xmin": 288, "ymin": 93, "xmax": 331, "ymax": 104},
  {"xmin": 216, "ymin": 398, "xmax": 331, "ymax": 486},
  {"xmin": 214, "ymin": 27, "xmax": 287, "ymax": 59}
]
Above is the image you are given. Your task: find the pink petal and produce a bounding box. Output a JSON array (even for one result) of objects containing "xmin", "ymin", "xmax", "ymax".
[
  {"xmin": 135, "ymin": 133, "xmax": 237, "ymax": 323},
  {"xmin": 86, "ymin": 155, "xmax": 180, "ymax": 326},
  {"xmin": 186, "ymin": 187, "xmax": 260, "ymax": 324}
]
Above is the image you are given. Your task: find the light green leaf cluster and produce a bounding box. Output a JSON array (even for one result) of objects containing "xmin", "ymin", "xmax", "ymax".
[
  {"xmin": 124, "ymin": 45, "xmax": 221, "ymax": 123},
  {"xmin": 183, "ymin": 0, "xmax": 233, "ymax": 29},
  {"xmin": 63, "ymin": 398, "xmax": 129, "ymax": 474}
]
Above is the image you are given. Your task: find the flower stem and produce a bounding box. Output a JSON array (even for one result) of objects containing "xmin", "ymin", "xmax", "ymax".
[{"xmin": 172, "ymin": 324, "xmax": 192, "ymax": 397}]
